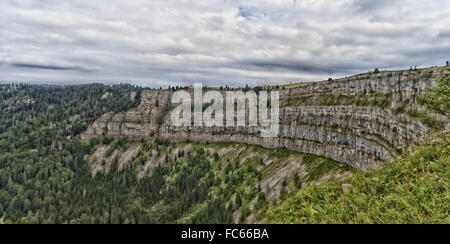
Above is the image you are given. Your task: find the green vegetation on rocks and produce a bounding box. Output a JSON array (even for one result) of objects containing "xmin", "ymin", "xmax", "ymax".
[
  {"xmin": 263, "ymin": 135, "xmax": 450, "ymax": 224},
  {"xmin": 281, "ymin": 93, "xmax": 393, "ymax": 108},
  {"xmin": 418, "ymin": 76, "xmax": 450, "ymax": 117}
]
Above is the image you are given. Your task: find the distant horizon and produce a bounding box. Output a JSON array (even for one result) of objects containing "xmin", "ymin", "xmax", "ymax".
[{"xmin": 1, "ymin": 64, "xmax": 448, "ymax": 89}]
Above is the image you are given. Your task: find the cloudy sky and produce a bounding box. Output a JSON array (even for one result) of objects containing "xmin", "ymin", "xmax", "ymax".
[{"xmin": 1, "ymin": 0, "xmax": 450, "ymax": 87}]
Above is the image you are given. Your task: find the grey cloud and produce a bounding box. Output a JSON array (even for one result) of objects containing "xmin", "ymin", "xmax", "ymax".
[
  {"xmin": 11, "ymin": 63, "xmax": 90, "ymax": 71},
  {"xmin": 1, "ymin": 0, "xmax": 450, "ymax": 87},
  {"xmin": 438, "ymin": 30, "xmax": 450, "ymax": 38},
  {"xmin": 403, "ymin": 45, "xmax": 450, "ymax": 59},
  {"xmin": 238, "ymin": 59, "xmax": 360, "ymax": 74},
  {"xmin": 353, "ymin": 0, "xmax": 400, "ymax": 12}
]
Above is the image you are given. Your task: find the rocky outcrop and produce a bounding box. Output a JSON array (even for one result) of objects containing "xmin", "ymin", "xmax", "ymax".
[
  {"xmin": 82, "ymin": 67, "xmax": 450, "ymax": 170},
  {"xmin": 283, "ymin": 68, "xmax": 443, "ymax": 106}
]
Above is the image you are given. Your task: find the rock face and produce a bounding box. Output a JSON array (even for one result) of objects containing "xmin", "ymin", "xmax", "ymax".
[{"xmin": 82, "ymin": 67, "xmax": 450, "ymax": 170}]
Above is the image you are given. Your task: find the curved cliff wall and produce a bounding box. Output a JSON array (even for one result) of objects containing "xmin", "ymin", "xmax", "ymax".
[{"xmin": 83, "ymin": 67, "xmax": 450, "ymax": 170}]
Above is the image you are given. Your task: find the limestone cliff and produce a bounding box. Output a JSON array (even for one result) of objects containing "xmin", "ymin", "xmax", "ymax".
[{"xmin": 82, "ymin": 67, "xmax": 450, "ymax": 170}]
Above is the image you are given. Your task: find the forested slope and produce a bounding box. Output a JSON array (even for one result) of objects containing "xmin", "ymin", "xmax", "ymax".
[
  {"xmin": 0, "ymin": 84, "xmax": 350, "ymax": 224},
  {"xmin": 0, "ymin": 84, "xmax": 141, "ymax": 223}
]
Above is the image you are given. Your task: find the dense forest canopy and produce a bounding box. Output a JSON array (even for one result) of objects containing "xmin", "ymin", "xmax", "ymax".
[
  {"xmin": 0, "ymin": 84, "xmax": 277, "ymax": 223},
  {"xmin": 0, "ymin": 84, "xmax": 143, "ymax": 223}
]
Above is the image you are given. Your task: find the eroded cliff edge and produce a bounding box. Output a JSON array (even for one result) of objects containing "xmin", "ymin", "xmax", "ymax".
[{"xmin": 82, "ymin": 67, "xmax": 450, "ymax": 170}]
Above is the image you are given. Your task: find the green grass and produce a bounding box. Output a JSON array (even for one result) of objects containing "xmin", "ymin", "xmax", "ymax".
[
  {"xmin": 263, "ymin": 134, "xmax": 450, "ymax": 224},
  {"xmin": 302, "ymin": 154, "xmax": 355, "ymax": 182},
  {"xmin": 406, "ymin": 109, "xmax": 446, "ymax": 129},
  {"xmin": 281, "ymin": 93, "xmax": 393, "ymax": 108},
  {"xmin": 282, "ymin": 82, "xmax": 313, "ymax": 89},
  {"xmin": 418, "ymin": 76, "xmax": 450, "ymax": 117},
  {"xmin": 394, "ymin": 99, "xmax": 411, "ymax": 114}
]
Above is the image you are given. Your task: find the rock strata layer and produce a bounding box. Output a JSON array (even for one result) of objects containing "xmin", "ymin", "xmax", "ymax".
[{"xmin": 83, "ymin": 68, "xmax": 450, "ymax": 170}]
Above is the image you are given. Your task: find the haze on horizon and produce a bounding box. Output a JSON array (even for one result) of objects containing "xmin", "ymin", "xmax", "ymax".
[{"xmin": 1, "ymin": 0, "xmax": 450, "ymax": 88}]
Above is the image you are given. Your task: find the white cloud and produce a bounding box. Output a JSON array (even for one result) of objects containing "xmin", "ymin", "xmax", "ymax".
[{"xmin": 1, "ymin": 0, "xmax": 449, "ymax": 87}]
